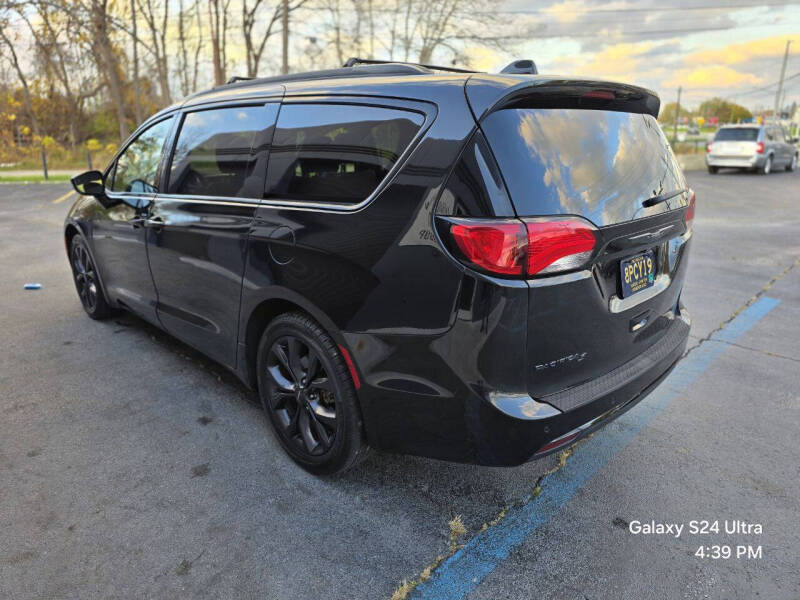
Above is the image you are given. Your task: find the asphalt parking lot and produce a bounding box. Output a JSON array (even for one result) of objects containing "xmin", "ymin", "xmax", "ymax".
[{"xmin": 1, "ymin": 169, "xmax": 799, "ymax": 600}]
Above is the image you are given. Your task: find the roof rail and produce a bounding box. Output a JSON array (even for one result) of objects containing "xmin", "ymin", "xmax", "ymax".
[
  {"xmin": 343, "ymin": 57, "xmax": 479, "ymax": 74},
  {"xmin": 200, "ymin": 62, "xmax": 433, "ymax": 95}
]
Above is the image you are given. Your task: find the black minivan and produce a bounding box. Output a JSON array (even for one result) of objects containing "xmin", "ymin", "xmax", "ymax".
[{"xmin": 66, "ymin": 60, "xmax": 693, "ymax": 474}]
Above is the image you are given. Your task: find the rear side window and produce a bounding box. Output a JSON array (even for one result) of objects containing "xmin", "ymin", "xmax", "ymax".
[
  {"xmin": 265, "ymin": 104, "xmax": 423, "ymax": 204},
  {"xmin": 482, "ymin": 108, "xmax": 686, "ymax": 225},
  {"xmin": 436, "ymin": 131, "xmax": 514, "ymax": 217},
  {"xmin": 714, "ymin": 128, "xmax": 759, "ymax": 142},
  {"xmin": 168, "ymin": 105, "xmax": 278, "ymax": 198}
]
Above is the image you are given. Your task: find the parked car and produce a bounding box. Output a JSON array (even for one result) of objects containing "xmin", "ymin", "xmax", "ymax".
[
  {"xmin": 66, "ymin": 59, "xmax": 694, "ymax": 474},
  {"xmin": 706, "ymin": 123, "xmax": 798, "ymax": 174}
]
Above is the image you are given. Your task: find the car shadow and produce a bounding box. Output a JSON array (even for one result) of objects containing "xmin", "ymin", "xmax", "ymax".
[{"xmin": 109, "ymin": 310, "xmax": 559, "ymax": 532}]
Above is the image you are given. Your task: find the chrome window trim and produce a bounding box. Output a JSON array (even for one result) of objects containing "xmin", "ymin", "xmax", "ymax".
[{"xmin": 102, "ymin": 95, "xmax": 436, "ymax": 215}]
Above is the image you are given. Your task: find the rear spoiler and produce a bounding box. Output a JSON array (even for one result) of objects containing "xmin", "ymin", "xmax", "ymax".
[{"xmin": 466, "ymin": 75, "xmax": 661, "ymax": 121}]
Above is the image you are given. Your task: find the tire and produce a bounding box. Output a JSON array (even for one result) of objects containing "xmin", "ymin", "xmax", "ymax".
[
  {"xmin": 69, "ymin": 236, "xmax": 113, "ymax": 320},
  {"xmin": 759, "ymin": 155, "xmax": 772, "ymax": 175},
  {"xmin": 787, "ymin": 154, "xmax": 797, "ymax": 172},
  {"xmin": 707, "ymin": 166, "xmax": 718, "ymax": 174},
  {"xmin": 256, "ymin": 312, "xmax": 366, "ymax": 475}
]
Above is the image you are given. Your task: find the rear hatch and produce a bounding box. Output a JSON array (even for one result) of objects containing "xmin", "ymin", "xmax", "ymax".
[
  {"xmin": 709, "ymin": 127, "xmax": 760, "ymax": 158},
  {"xmin": 474, "ymin": 82, "xmax": 693, "ymax": 401}
]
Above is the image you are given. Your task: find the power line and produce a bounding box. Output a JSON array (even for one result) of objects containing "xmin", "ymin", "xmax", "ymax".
[{"xmin": 496, "ymin": 1, "xmax": 799, "ymax": 14}]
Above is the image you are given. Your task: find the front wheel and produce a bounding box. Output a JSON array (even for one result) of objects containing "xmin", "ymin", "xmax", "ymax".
[
  {"xmin": 256, "ymin": 312, "xmax": 366, "ymax": 475},
  {"xmin": 759, "ymin": 155, "xmax": 772, "ymax": 175},
  {"xmin": 787, "ymin": 154, "xmax": 797, "ymax": 172},
  {"xmin": 69, "ymin": 236, "xmax": 113, "ymax": 320}
]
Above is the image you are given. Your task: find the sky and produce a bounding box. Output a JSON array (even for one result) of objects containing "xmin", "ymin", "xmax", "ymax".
[{"xmin": 464, "ymin": 0, "xmax": 800, "ymax": 111}]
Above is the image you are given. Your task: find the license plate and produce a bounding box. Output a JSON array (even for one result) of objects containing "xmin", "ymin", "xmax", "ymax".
[{"xmin": 620, "ymin": 250, "xmax": 656, "ymax": 298}]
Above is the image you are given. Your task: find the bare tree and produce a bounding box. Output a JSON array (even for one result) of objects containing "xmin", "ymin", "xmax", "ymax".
[
  {"xmin": 136, "ymin": 0, "xmax": 170, "ymax": 103},
  {"xmin": 130, "ymin": 0, "xmax": 142, "ymax": 121},
  {"xmin": 21, "ymin": 3, "xmax": 101, "ymax": 144},
  {"xmin": 0, "ymin": 8, "xmax": 40, "ymax": 137},
  {"xmin": 86, "ymin": 0, "xmax": 130, "ymax": 140},
  {"xmin": 208, "ymin": 0, "xmax": 232, "ymax": 86},
  {"xmin": 379, "ymin": 0, "xmax": 520, "ymax": 66},
  {"xmin": 241, "ymin": 0, "xmax": 281, "ymax": 78},
  {"xmin": 191, "ymin": 0, "xmax": 203, "ymax": 92}
]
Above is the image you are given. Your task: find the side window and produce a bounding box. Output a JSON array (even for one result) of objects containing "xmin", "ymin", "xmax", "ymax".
[
  {"xmin": 436, "ymin": 131, "xmax": 514, "ymax": 217},
  {"xmin": 167, "ymin": 105, "xmax": 277, "ymax": 198},
  {"xmin": 111, "ymin": 118, "xmax": 173, "ymax": 193},
  {"xmin": 265, "ymin": 103, "xmax": 424, "ymax": 204},
  {"xmin": 765, "ymin": 128, "xmax": 775, "ymax": 142}
]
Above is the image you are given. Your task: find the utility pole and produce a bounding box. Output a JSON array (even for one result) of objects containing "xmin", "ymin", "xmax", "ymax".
[
  {"xmin": 281, "ymin": 0, "xmax": 289, "ymax": 75},
  {"xmin": 773, "ymin": 40, "xmax": 791, "ymax": 121},
  {"xmin": 672, "ymin": 86, "xmax": 682, "ymax": 144}
]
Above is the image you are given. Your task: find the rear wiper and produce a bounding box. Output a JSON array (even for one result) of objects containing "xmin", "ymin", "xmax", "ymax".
[{"xmin": 641, "ymin": 188, "xmax": 687, "ymax": 208}]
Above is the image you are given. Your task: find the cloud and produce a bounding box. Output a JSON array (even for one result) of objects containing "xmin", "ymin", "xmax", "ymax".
[
  {"xmin": 661, "ymin": 65, "xmax": 762, "ymax": 89},
  {"xmin": 686, "ymin": 34, "xmax": 800, "ymax": 66},
  {"xmin": 463, "ymin": 46, "xmax": 505, "ymax": 71},
  {"xmin": 551, "ymin": 41, "xmax": 670, "ymax": 83}
]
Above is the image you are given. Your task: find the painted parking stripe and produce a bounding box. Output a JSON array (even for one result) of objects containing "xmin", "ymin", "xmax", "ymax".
[
  {"xmin": 52, "ymin": 190, "xmax": 75, "ymax": 204},
  {"xmin": 412, "ymin": 296, "xmax": 781, "ymax": 600}
]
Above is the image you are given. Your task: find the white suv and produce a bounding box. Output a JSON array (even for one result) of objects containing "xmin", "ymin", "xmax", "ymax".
[{"xmin": 706, "ymin": 124, "xmax": 798, "ymax": 174}]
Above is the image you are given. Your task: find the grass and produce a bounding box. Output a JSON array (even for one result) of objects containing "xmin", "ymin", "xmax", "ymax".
[
  {"xmin": 0, "ymin": 173, "xmax": 72, "ymax": 183},
  {"xmin": 389, "ymin": 515, "xmax": 471, "ymax": 600},
  {"xmin": 388, "ymin": 442, "xmax": 589, "ymax": 600}
]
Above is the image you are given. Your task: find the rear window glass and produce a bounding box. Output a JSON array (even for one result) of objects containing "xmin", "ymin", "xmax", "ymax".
[
  {"xmin": 714, "ymin": 128, "xmax": 759, "ymax": 142},
  {"xmin": 482, "ymin": 109, "xmax": 686, "ymax": 225},
  {"xmin": 168, "ymin": 105, "xmax": 277, "ymax": 198},
  {"xmin": 265, "ymin": 104, "xmax": 423, "ymax": 204}
]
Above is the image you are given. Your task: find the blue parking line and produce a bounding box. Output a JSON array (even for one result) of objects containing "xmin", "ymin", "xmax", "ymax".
[{"xmin": 412, "ymin": 296, "xmax": 780, "ymax": 600}]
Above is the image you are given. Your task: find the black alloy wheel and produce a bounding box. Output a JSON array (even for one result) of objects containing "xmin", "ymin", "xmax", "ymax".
[
  {"xmin": 70, "ymin": 237, "xmax": 112, "ymax": 319},
  {"xmin": 267, "ymin": 335, "xmax": 338, "ymax": 456},
  {"xmin": 257, "ymin": 312, "xmax": 365, "ymax": 474}
]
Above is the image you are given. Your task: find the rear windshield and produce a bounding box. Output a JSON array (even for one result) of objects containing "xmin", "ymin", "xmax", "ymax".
[
  {"xmin": 481, "ymin": 109, "xmax": 686, "ymax": 225},
  {"xmin": 714, "ymin": 128, "xmax": 759, "ymax": 142}
]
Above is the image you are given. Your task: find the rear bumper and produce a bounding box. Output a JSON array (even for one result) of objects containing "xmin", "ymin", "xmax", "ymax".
[
  {"xmin": 706, "ymin": 154, "xmax": 765, "ymax": 168},
  {"xmin": 478, "ymin": 309, "xmax": 690, "ymax": 465},
  {"xmin": 355, "ymin": 301, "xmax": 690, "ymax": 466}
]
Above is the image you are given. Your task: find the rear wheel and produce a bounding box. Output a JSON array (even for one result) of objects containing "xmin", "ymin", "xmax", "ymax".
[
  {"xmin": 69, "ymin": 236, "xmax": 113, "ymax": 320},
  {"xmin": 707, "ymin": 166, "xmax": 718, "ymax": 174},
  {"xmin": 759, "ymin": 155, "xmax": 772, "ymax": 175},
  {"xmin": 256, "ymin": 312, "xmax": 365, "ymax": 475},
  {"xmin": 787, "ymin": 154, "xmax": 797, "ymax": 172}
]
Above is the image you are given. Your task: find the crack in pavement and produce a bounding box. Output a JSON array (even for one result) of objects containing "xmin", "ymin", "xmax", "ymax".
[
  {"xmin": 711, "ymin": 339, "xmax": 800, "ymax": 364},
  {"xmin": 683, "ymin": 255, "xmax": 798, "ymax": 359}
]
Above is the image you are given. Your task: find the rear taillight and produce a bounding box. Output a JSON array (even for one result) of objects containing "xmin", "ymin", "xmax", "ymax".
[
  {"xmin": 706, "ymin": 142, "xmax": 713, "ymax": 153},
  {"xmin": 685, "ymin": 189, "xmax": 695, "ymax": 228},
  {"xmin": 449, "ymin": 220, "xmax": 526, "ymax": 276},
  {"xmin": 756, "ymin": 141, "xmax": 765, "ymax": 154},
  {"xmin": 442, "ymin": 217, "xmax": 597, "ymax": 278},
  {"xmin": 525, "ymin": 218, "xmax": 597, "ymax": 275}
]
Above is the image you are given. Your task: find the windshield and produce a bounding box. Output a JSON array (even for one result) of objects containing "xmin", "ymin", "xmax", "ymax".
[
  {"xmin": 714, "ymin": 128, "xmax": 759, "ymax": 142},
  {"xmin": 481, "ymin": 108, "xmax": 687, "ymax": 225}
]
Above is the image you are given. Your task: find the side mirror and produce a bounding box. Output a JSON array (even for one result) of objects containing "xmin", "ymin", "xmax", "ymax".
[
  {"xmin": 792, "ymin": 137, "xmax": 799, "ymax": 144},
  {"xmin": 71, "ymin": 170, "xmax": 105, "ymax": 196}
]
